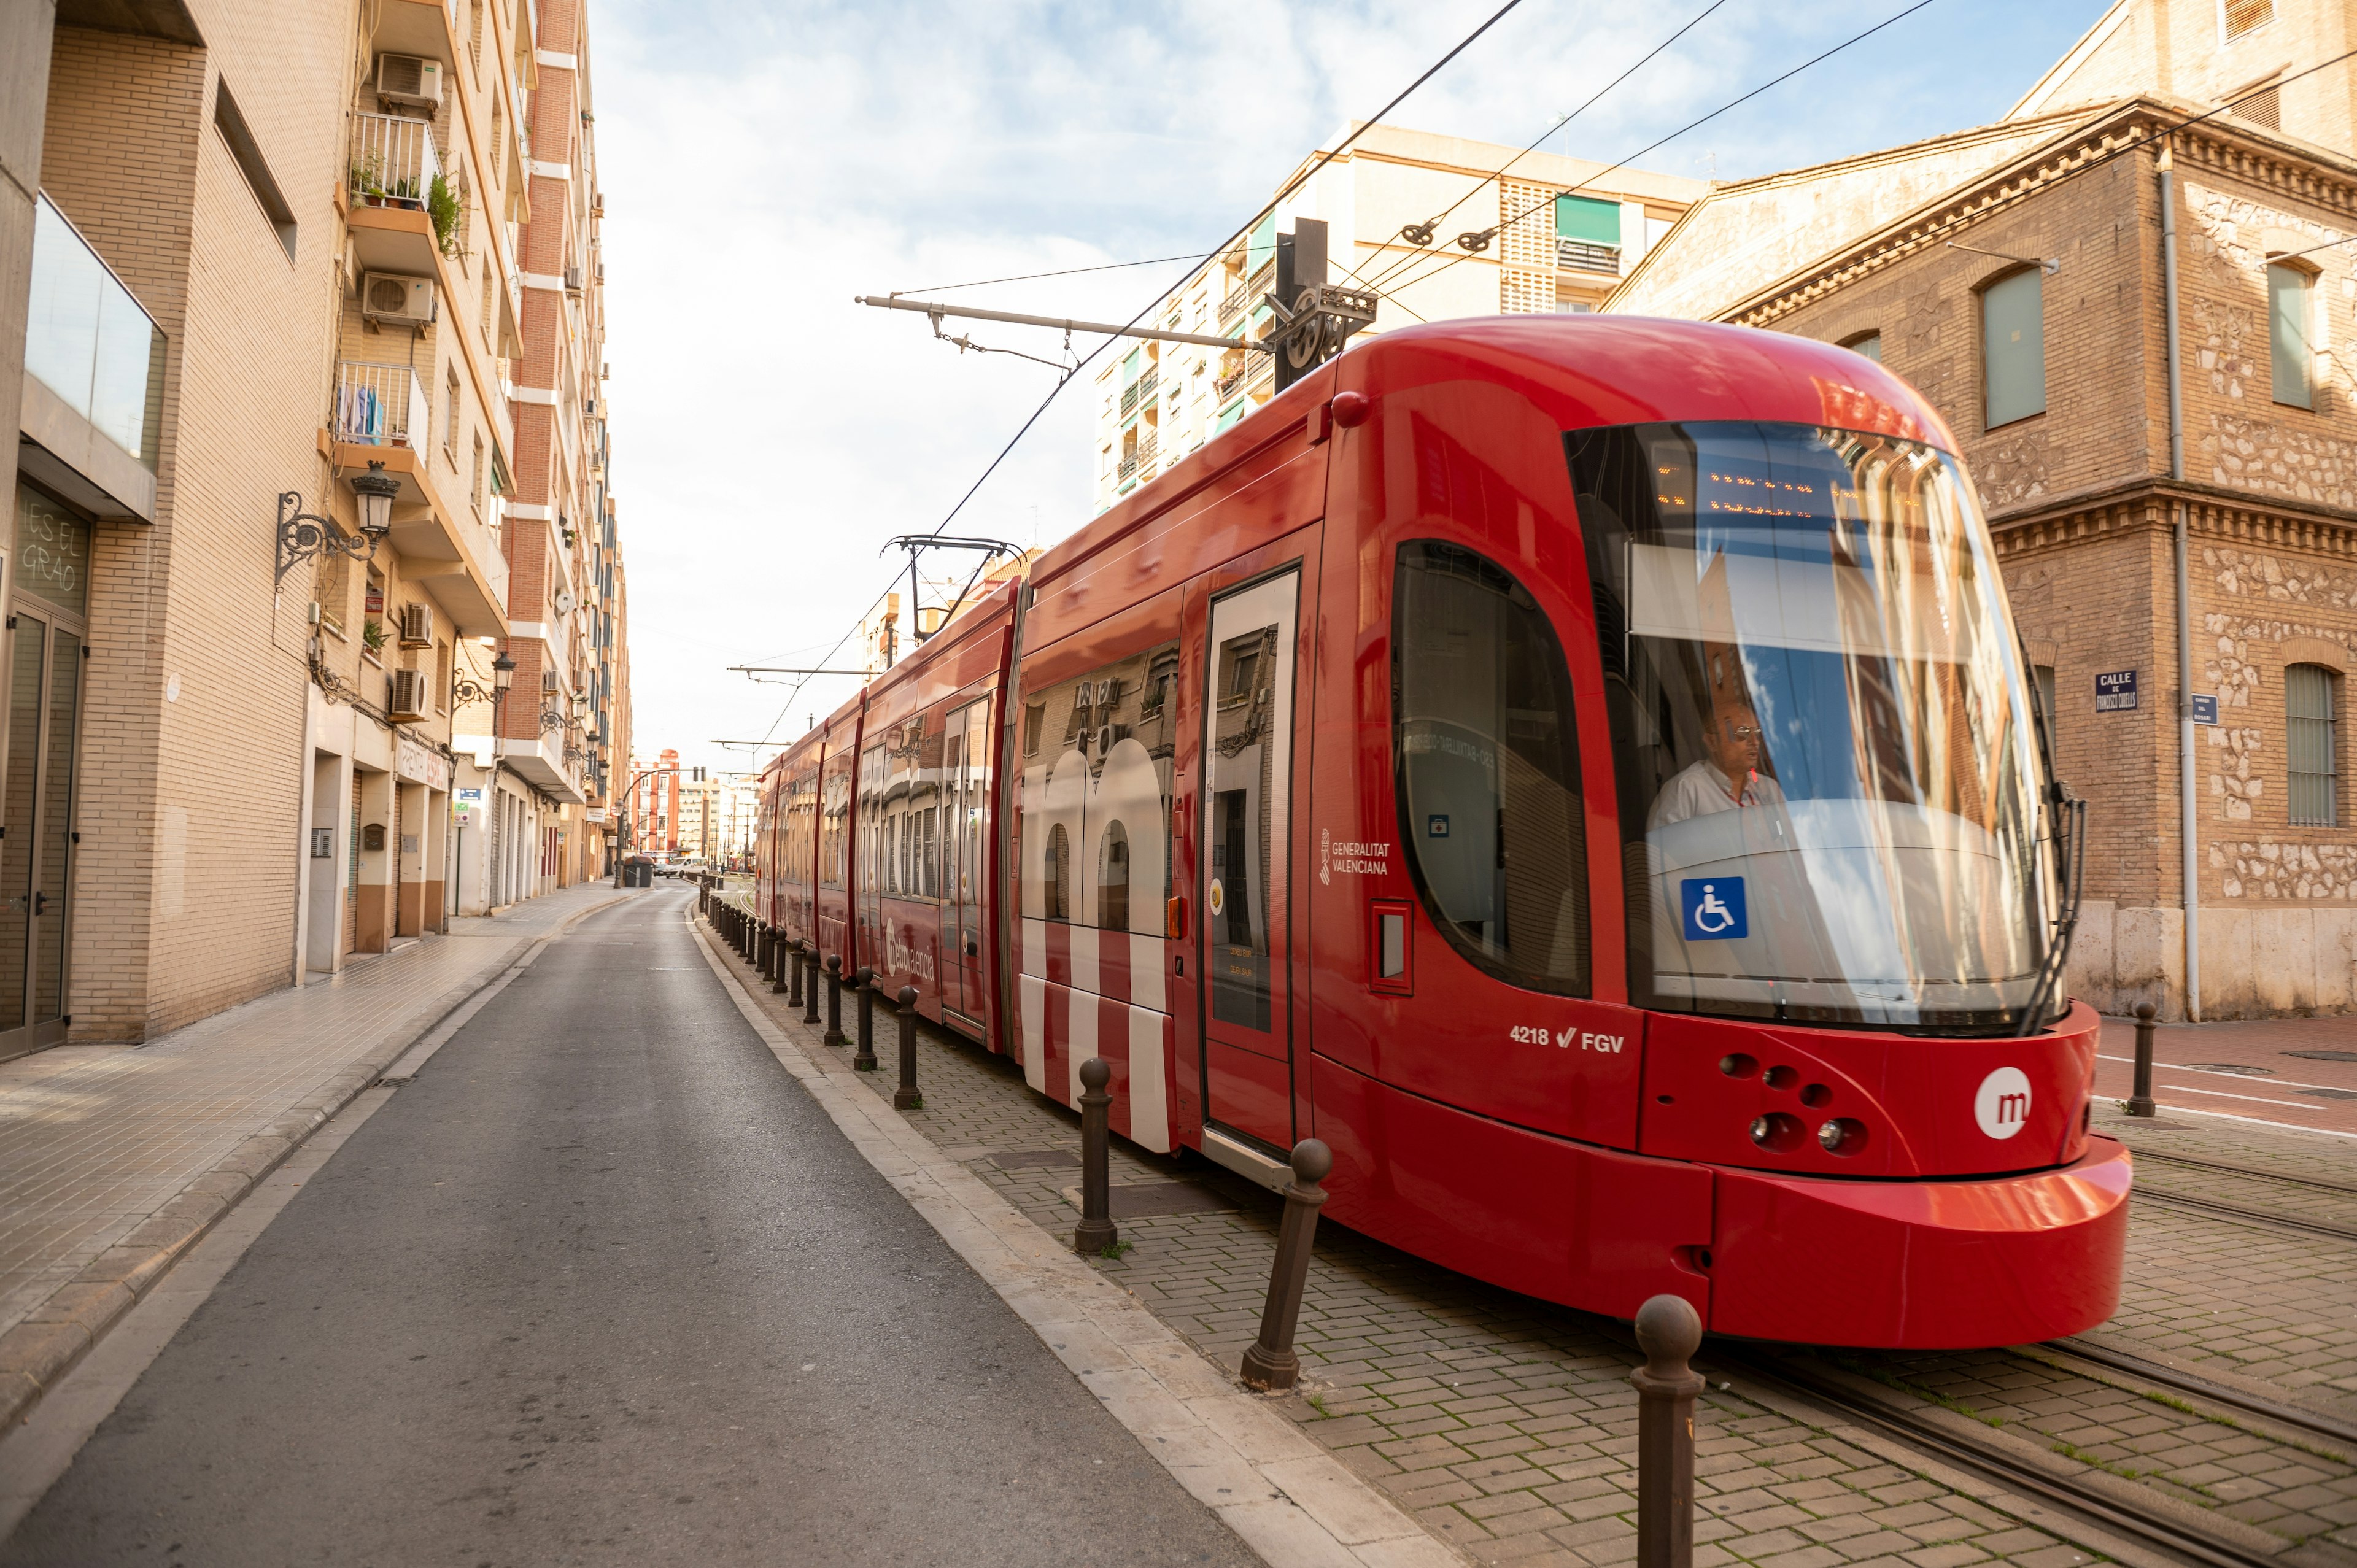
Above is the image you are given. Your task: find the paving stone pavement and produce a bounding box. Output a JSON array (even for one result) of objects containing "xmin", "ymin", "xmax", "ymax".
[
  {"xmin": 0, "ymin": 884, "xmax": 632, "ymax": 1383},
  {"xmin": 721, "ymin": 921, "xmax": 2256, "ymax": 1568}
]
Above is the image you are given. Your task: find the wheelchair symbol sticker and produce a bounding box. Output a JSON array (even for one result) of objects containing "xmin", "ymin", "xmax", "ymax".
[{"xmin": 1680, "ymin": 878, "xmax": 1747, "ymax": 941}]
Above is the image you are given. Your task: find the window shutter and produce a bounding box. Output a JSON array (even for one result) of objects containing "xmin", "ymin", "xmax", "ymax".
[
  {"xmin": 1554, "ymin": 195, "xmax": 1621, "ymax": 245},
  {"xmin": 2269, "ymin": 263, "xmax": 2314, "ymax": 408},
  {"xmin": 1981, "ymin": 269, "xmax": 2046, "ymax": 428}
]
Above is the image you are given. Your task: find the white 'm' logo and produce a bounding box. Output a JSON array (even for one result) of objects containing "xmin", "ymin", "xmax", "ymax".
[{"xmin": 1974, "ymin": 1067, "xmax": 2033, "ymax": 1140}]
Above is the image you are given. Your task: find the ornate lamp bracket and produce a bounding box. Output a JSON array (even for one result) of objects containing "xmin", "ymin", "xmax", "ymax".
[{"xmin": 274, "ymin": 492, "xmax": 379, "ymax": 587}]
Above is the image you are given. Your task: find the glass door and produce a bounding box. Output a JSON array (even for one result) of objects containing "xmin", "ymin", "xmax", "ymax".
[
  {"xmin": 1198, "ymin": 568, "xmax": 1299, "ymax": 1150},
  {"xmin": 0, "ymin": 492, "xmax": 89, "ymax": 1057}
]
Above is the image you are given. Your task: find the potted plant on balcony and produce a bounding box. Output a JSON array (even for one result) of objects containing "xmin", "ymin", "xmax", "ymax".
[
  {"xmin": 428, "ymin": 173, "xmax": 466, "ymax": 259},
  {"xmin": 349, "ymin": 152, "xmax": 388, "ymax": 207},
  {"xmin": 362, "ymin": 618, "xmax": 388, "ymax": 658}
]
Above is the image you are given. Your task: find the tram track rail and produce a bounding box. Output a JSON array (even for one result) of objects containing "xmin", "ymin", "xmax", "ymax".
[
  {"xmin": 2125, "ymin": 1148, "xmax": 2357, "ymax": 1201},
  {"xmin": 1713, "ymin": 1348, "xmax": 2299, "ymax": 1568},
  {"xmin": 2037, "ymin": 1338, "xmax": 2357, "ymax": 1453},
  {"xmin": 2131, "ymin": 1186, "xmax": 2357, "ymax": 1245}
]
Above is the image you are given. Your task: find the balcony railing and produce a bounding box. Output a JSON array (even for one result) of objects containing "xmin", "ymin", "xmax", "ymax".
[
  {"xmin": 332, "ymin": 361, "xmax": 429, "ymax": 449},
  {"xmin": 350, "ymin": 112, "xmax": 443, "ymax": 210},
  {"xmin": 1136, "ymin": 430, "xmax": 1158, "ymax": 466},
  {"xmin": 1219, "ymin": 288, "xmax": 1247, "ymax": 325},
  {"xmin": 1137, "ymin": 368, "xmax": 1158, "ymax": 403},
  {"xmin": 1557, "ymin": 238, "xmax": 1622, "ymax": 275},
  {"xmin": 1215, "ymin": 367, "xmax": 1245, "ymax": 402},
  {"xmin": 25, "ymin": 195, "xmax": 164, "ymax": 472},
  {"xmin": 1120, "ymin": 382, "xmax": 1138, "ymax": 418},
  {"xmin": 1117, "ymin": 455, "xmax": 1138, "ymax": 482},
  {"xmin": 1249, "ymin": 259, "xmax": 1276, "ymax": 297}
]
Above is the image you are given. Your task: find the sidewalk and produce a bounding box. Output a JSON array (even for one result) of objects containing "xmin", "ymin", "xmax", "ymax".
[
  {"xmin": 702, "ymin": 910, "xmax": 2357, "ymax": 1568},
  {"xmin": 0, "ymin": 881, "xmax": 633, "ymax": 1430}
]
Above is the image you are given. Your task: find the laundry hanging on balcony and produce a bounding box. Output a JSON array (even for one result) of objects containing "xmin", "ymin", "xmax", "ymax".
[{"xmin": 338, "ymin": 382, "xmax": 387, "ymax": 444}]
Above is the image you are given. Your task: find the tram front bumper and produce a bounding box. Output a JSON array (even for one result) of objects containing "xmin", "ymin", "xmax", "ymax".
[{"xmin": 1704, "ymin": 1135, "xmax": 2132, "ymax": 1348}]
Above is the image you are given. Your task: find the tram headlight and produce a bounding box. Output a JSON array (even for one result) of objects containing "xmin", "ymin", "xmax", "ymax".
[{"xmin": 1817, "ymin": 1119, "xmax": 1844, "ymax": 1151}]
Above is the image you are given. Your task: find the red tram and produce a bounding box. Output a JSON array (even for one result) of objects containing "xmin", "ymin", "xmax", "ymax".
[{"xmin": 755, "ymin": 316, "xmax": 2129, "ymax": 1350}]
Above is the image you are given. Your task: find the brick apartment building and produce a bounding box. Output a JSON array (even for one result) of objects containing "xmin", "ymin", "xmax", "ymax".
[
  {"xmin": 0, "ymin": 0, "xmax": 632, "ymax": 1055},
  {"xmin": 1612, "ymin": 0, "xmax": 2357, "ymax": 1018}
]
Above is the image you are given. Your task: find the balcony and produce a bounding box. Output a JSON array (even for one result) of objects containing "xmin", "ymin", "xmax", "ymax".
[
  {"xmin": 1136, "ymin": 430, "xmax": 1157, "ymax": 468},
  {"xmin": 1137, "ymin": 367, "xmax": 1158, "ymax": 403},
  {"xmin": 1219, "ymin": 288, "xmax": 1247, "ymax": 326},
  {"xmin": 331, "ymin": 361, "xmax": 429, "ymax": 449},
  {"xmin": 19, "ymin": 194, "xmax": 162, "ymax": 521},
  {"xmin": 1118, "ymin": 455, "xmax": 1138, "ymax": 482},
  {"xmin": 1215, "ymin": 366, "xmax": 1245, "ymax": 403},
  {"xmin": 1120, "ymin": 381, "xmax": 1138, "ymax": 419},
  {"xmin": 350, "ymin": 112, "xmax": 443, "ymax": 210},
  {"xmin": 1249, "ymin": 259, "xmax": 1276, "ymax": 298},
  {"xmin": 1557, "ymin": 238, "xmax": 1622, "ymax": 275}
]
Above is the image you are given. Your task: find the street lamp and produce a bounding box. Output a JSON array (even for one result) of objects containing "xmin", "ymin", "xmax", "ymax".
[{"xmin": 276, "ymin": 462, "xmax": 398, "ymax": 587}]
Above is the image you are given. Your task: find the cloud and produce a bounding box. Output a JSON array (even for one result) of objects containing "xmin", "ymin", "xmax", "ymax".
[{"xmin": 594, "ymin": 0, "xmax": 2107, "ymax": 769}]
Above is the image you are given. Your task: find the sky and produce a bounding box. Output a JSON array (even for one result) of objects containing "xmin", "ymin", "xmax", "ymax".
[{"xmin": 592, "ymin": 0, "xmax": 2112, "ymax": 779}]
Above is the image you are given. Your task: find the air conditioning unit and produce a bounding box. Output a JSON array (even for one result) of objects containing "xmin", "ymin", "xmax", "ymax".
[
  {"xmin": 542, "ymin": 670, "xmax": 562, "ymax": 692},
  {"xmin": 360, "ymin": 272, "xmax": 435, "ymax": 327},
  {"xmin": 376, "ymin": 53, "xmax": 444, "ymax": 109},
  {"xmin": 387, "ymin": 668, "xmax": 429, "ymax": 722},
  {"xmin": 398, "ymin": 602, "xmax": 435, "ymax": 647},
  {"xmin": 564, "ymin": 265, "xmax": 582, "ymax": 293}
]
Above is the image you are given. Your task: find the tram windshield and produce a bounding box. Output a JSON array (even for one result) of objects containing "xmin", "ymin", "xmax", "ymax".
[{"xmin": 1567, "ymin": 421, "xmax": 2054, "ymax": 1035}]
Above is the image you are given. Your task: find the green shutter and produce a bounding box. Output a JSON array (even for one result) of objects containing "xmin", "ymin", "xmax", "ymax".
[
  {"xmin": 1123, "ymin": 346, "xmax": 1141, "ymax": 382},
  {"xmin": 2270, "ymin": 264, "xmax": 2313, "ymax": 409},
  {"xmin": 1554, "ymin": 195, "xmax": 1620, "ymax": 245},
  {"xmin": 1981, "ymin": 269, "xmax": 2045, "ymax": 428},
  {"xmin": 1247, "ymin": 212, "xmax": 1277, "ymax": 273}
]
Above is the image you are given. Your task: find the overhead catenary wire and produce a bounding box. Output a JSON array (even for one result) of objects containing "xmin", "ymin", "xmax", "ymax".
[
  {"xmin": 1360, "ymin": 0, "xmax": 1732, "ymax": 298},
  {"xmin": 743, "ymin": 0, "xmax": 1533, "ymax": 759},
  {"xmin": 1374, "ymin": 0, "xmax": 1946, "ymax": 306}
]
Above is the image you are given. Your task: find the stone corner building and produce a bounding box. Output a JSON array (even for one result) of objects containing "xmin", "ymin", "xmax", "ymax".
[
  {"xmin": 0, "ymin": 0, "xmax": 631, "ymax": 1055},
  {"xmin": 1611, "ymin": 0, "xmax": 2357, "ymax": 1019}
]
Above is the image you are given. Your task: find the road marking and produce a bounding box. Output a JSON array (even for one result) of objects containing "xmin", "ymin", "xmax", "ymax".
[
  {"xmin": 2096, "ymin": 1053, "xmax": 2351, "ymax": 1094},
  {"xmin": 2134, "ymin": 1103, "xmax": 2357, "ymax": 1140}
]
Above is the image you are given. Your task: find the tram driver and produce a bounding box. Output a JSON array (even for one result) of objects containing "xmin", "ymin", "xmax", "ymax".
[{"xmin": 1647, "ymin": 696, "xmax": 1787, "ymax": 831}]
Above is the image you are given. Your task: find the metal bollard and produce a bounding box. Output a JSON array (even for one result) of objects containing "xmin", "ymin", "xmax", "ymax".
[
  {"xmin": 789, "ymin": 943, "xmax": 805, "ymax": 1008},
  {"xmin": 852, "ymin": 965, "xmax": 877, "ymax": 1070},
  {"xmin": 2129, "ymin": 1001, "xmax": 2159, "ymax": 1117},
  {"xmin": 1239, "ymin": 1138, "xmax": 1331, "ymax": 1391},
  {"xmin": 893, "ymin": 986, "xmax": 921, "ymax": 1110},
  {"xmin": 771, "ymin": 933, "xmax": 789, "ymax": 994},
  {"xmin": 1632, "ymin": 1294, "xmax": 1704, "ymax": 1568},
  {"xmin": 824, "ymin": 955, "xmax": 845, "ymax": 1045},
  {"xmin": 1074, "ymin": 1057, "xmax": 1118, "ymax": 1256},
  {"xmin": 803, "ymin": 946, "xmax": 822, "ymax": 1024}
]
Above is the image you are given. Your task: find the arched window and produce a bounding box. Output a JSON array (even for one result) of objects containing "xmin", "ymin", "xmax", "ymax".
[
  {"xmin": 1044, "ymin": 823, "xmax": 1070, "ymax": 921},
  {"xmin": 1842, "ymin": 331, "xmax": 1882, "ymax": 362},
  {"xmin": 1099, "ymin": 821, "xmax": 1130, "ymax": 933},
  {"xmin": 2288, "ymin": 663, "xmax": 2338, "ymax": 826}
]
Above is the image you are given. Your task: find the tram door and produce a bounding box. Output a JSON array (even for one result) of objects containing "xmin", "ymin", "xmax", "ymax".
[
  {"xmin": 943, "ymin": 696, "xmax": 991, "ymax": 1025},
  {"xmin": 1197, "ymin": 568, "xmax": 1301, "ymax": 1151}
]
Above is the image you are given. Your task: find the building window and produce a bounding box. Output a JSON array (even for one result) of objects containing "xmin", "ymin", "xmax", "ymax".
[
  {"xmin": 471, "ymin": 433, "xmax": 486, "ymax": 512},
  {"xmin": 1844, "ymin": 331, "xmax": 1883, "ymax": 362},
  {"xmin": 1098, "ymin": 819, "xmax": 1129, "ymax": 933},
  {"xmin": 2288, "ymin": 663, "xmax": 2337, "ymax": 826},
  {"xmin": 445, "ymin": 371, "xmax": 460, "ymax": 458},
  {"xmin": 2222, "ymin": 0, "xmax": 2272, "ymax": 41},
  {"xmin": 2269, "ymin": 261, "xmax": 2315, "ymax": 409},
  {"xmin": 1392, "ymin": 539, "xmax": 1589, "ymax": 994},
  {"xmin": 1980, "ymin": 268, "xmax": 2045, "ymax": 428},
  {"xmin": 1554, "ymin": 193, "xmax": 1622, "ymax": 274}
]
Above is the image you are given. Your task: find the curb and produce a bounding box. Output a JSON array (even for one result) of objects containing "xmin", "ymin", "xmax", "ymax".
[
  {"xmin": 0, "ymin": 887, "xmax": 635, "ymax": 1434},
  {"xmin": 686, "ymin": 908, "xmax": 1468, "ymax": 1568}
]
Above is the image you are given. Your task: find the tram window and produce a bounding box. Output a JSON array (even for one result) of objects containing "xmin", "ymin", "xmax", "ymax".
[
  {"xmin": 1100, "ymin": 820, "xmax": 1130, "ymax": 933},
  {"xmin": 2269, "ymin": 261, "xmax": 2316, "ymax": 409},
  {"xmin": 1023, "ymin": 703, "xmax": 1044, "ymax": 757},
  {"xmin": 1980, "ymin": 268, "xmax": 2045, "ymax": 429},
  {"xmin": 1044, "ymin": 823, "xmax": 1070, "ymax": 921},
  {"xmin": 2288, "ymin": 664, "xmax": 2338, "ymax": 826},
  {"xmin": 1392, "ymin": 541, "xmax": 1590, "ymax": 994}
]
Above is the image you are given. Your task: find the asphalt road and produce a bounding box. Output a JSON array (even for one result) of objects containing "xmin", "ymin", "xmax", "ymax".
[{"xmin": 1, "ymin": 886, "xmax": 1256, "ymax": 1567}]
